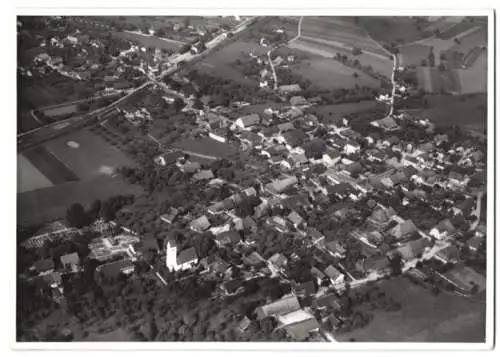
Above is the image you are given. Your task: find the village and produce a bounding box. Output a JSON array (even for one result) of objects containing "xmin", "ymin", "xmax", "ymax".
[{"xmin": 17, "ymin": 15, "xmax": 488, "ymax": 343}]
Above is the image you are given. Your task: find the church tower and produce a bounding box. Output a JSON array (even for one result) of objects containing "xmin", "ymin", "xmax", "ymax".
[{"xmin": 165, "ymin": 239, "xmax": 178, "ymax": 271}]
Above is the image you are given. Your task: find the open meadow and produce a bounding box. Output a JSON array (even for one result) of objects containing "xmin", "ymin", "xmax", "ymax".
[
  {"xmin": 336, "ymin": 277, "xmax": 486, "ymax": 342},
  {"xmin": 299, "ymin": 17, "xmax": 391, "ymax": 58},
  {"xmin": 193, "ymin": 40, "xmax": 267, "ymax": 84},
  {"xmin": 112, "ymin": 31, "xmax": 183, "ymax": 51},
  {"xmin": 457, "ymin": 49, "xmax": 487, "ymax": 94},
  {"xmin": 17, "ymin": 175, "xmax": 143, "ymax": 226},
  {"xmin": 288, "ymin": 37, "xmax": 393, "ymax": 78},
  {"xmin": 288, "ymin": 54, "xmax": 381, "ymax": 90},
  {"xmin": 418, "ymin": 94, "xmax": 486, "ymax": 132},
  {"xmin": 17, "ymin": 154, "xmax": 54, "ymax": 193},
  {"xmin": 41, "ymin": 129, "xmax": 135, "ymax": 180}
]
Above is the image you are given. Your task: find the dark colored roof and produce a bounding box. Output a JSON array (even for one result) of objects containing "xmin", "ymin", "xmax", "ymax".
[
  {"xmin": 223, "ymin": 279, "xmax": 244, "ymax": 293},
  {"xmin": 436, "ymin": 245, "xmax": 460, "ymax": 261},
  {"xmin": 294, "ymin": 281, "xmax": 316, "ymax": 296},
  {"xmin": 41, "ymin": 272, "xmax": 62, "ymax": 286},
  {"xmin": 346, "ymin": 162, "xmax": 363, "ymax": 175},
  {"xmin": 34, "ymin": 258, "xmax": 54, "ymax": 272},
  {"xmin": 283, "ymin": 129, "xmax": 307, "ymax": 147},
  {"xmin": 215, "ymin": 230, "xmax": 241, "ymax": 245},
  {"xmin": 455, "ymin": 197, "xmax": 475, "ymax": 213},
  {"xmin": 98, "ymin": 259, "xmax": 134, "ymax": 280},
  {"xmin": 396, "ymin": 238, "xmax": 428, "ymax": 260},
  {"xmin": 435, "ymin": 219, "xmax": 456, "ymax": 233},
  {"xmin": 327, "ymin": 182, "xmax": 354, "ymax": 195},
  {"xmin": 449, "ymin": 171, "xmax": 465, "ymax": 181},
  {"xmin": 177, "ymin": 247, "xmax": 198, "ymax": 264},
  {"xmin": 385, "ymin": 136, "xmax": 400, "ymax": 144},
  {"xmin": 313, "ymin": 293, "xmax": 340, "ymax": 309}
]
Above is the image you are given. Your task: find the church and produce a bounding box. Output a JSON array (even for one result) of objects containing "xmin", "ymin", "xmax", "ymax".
[{"xmin": 165, "ymin": 239, "xmax": 199, "ymax": 272}]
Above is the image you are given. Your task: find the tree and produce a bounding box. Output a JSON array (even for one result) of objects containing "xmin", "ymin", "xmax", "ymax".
[
  {"xmin": 173, "ymin": 98, "xmax": 185, "ymax": 112},
  {"xmin": 100, "ymin": 201, "xmax": 116, "ymax": 222},
  {"xmin": 388, "ymin": 253, "xmax": 403, "ymax": 276},
  {"xmin": 66, "ymin": 203, "xmax": 88, "ymax": 228},
  {"xmin": 352, "ymin": 47, "xmax": 362, "ymax": 56},
  {"xmin": 87, "ymin": 199, "xmax": 102, "ymax": 220}
]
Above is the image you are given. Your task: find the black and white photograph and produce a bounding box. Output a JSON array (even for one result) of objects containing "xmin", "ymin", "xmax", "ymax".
[{"xmin": 13, "ymin": 2, "xmax": 495, "ymax": 350}]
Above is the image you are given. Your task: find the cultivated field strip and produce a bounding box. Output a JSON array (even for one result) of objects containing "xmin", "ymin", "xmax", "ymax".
[
  {"xmin": 300, "ymin": 17, "xmax": 390, "ymax": 57},
  {"xmin": 23, "ymin": 145, "xmax": 80, "ymax": 185}
]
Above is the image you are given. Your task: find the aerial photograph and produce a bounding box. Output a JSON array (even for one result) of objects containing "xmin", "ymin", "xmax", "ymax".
[{"xmin": 17, "ymin": 15, "xmax": 488, "ymax": 343}]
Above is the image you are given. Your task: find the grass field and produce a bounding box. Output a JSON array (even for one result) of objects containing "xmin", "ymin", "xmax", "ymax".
[
  {"xmin": 112, "ymin": 31, "xmax": 183, "ymax": 51},
  {"xmin": 21, "ymin": 85, "xmax": 63, "ymax": 109},
  {"xmin": 353, "ymin": 16, "xmax": 430, "ymax": 46},
  {"xmin": 300, "ymin": 17, "xmax": 390, "ymax": 58},
  {"xmin": 43, "ymin": 104, "xmax": 78, "ymax": 117},
  {"xmin": 288, "ymin": 37, "xmax": 392, "ymax": 81},
  {"xmin": 416, "ymin": 67, "xmax": 461, "ymax": 94},
  {"xmin": 17, "ymin": 154, "xmax": 53, "ymax": 193},
  {"xmin": 18, "ymin": 112, "xmax": 43, "ymax": 134},
  {"xmin": 23, "ymin": 145, "xmax": 80, "ymax": 185},
  {"xmin": 193, "ymin": 40, "xmax": 267, "ymax": 83},
  {"xmin": 336, "ymin": 277, "xmax": 486, "ymax": 342},
  {"xmin": 398, "ymin": 43, "xmax": 432, "ymax": 67},
  {"xmin": 457, "ymin": 49, "xmax": 487, "ymax": 94},
  {"xmin": 418, "ymin": 94, "xmax": 486, "ymax": 131},
  {"xmin": 292, "ymin": 55, "xmax": 381, "ymax": 90},
  {"xmin": 42, "ymin": 129, "xmax": 135, "ymax": 180},
  {"xmin": 446, "ymin": 26, "xmax": 487, "ymax": 57},
  {"xmin": 17, "ymin": 175, "xmax": 143, "ymax": 226},
  {"xmin": 439, "ymin": 22, "xmax": 481, "ymax": 40}
]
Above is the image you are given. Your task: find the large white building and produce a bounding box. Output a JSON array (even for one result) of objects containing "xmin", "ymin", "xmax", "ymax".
[{"xmin": 165, "ymin": 240, "xmax": 199, "ymax": 272}]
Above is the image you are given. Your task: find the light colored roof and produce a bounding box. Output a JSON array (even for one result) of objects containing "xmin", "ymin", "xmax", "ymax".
[
  {"xmin": 324, "ymin": 265, "xmax": 343, "ymax": 280},
  {"xmin": 190, "ymin": 215, "xmax": 210, "ymax": 230},
  {"xmin": 60, "ymin": 252, "xmax": 80, "ymax": 265},
  {"xmin": 257, "ymin": 294, "xmax": 301, "ymax": 319},
  {"xmin": 284, "ymin": 318, "xmax": 320, "ymax": 340},
  {"xmin": 237, "ymin": 113, "xmax": 260, "ymax": 127},
  {"xmin": 278, "ymin": 309, "xmax": 313, "ymax": 326},
  {"xmin": 390, "ymin": 219, "xmax": 418, "ymax": 238}
]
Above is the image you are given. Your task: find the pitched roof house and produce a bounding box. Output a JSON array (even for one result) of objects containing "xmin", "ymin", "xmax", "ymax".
[
  {"xmin": 235, "ymin": 113, "xmax": 260, "ymax": 129},
  {"xmin": 255, "ymin": 294, "xmax": 301, "ymax": 320},
  {"xmin": 435, "ymin": 244, "xmax": 460, "ymax": 264},
  {"xmin": 189, "ymin": 215, "xmax": 211, "ymax": 232},
  {"xmin": 60, "ymin": 252, "xmax": 80, "ymax": 272},
  {"xmin": 33, "ymin": 259, "xmax": 55, "ymax": 275},
  {"xmin": 389, "ymin": 219, "xmax": 418, "ymax": 239},
  {"xmin": 429, "ymin": 219, "xmax": 457, "ymax": 240},
  {"xmin": 324, "ymin": 265, "xmax": 345, "ymax": 284}
]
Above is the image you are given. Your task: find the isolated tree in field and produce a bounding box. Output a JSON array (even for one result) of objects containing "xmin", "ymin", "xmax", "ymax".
[
  {"xmin": 66, "ymin": 203, "xmax": 88, "ymax": 228},
  {"xmin": 352, "ymin": 72, "xmax": 359, "ymax": 78},
  {"xmin": 352, "ymin": 47, "xmax": 362, "ymax": 56}
]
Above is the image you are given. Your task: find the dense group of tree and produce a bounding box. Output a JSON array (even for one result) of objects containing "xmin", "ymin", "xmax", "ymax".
[{"xmin": 66, "ymin": 195, "xmax": 135, "ymax": 228}]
